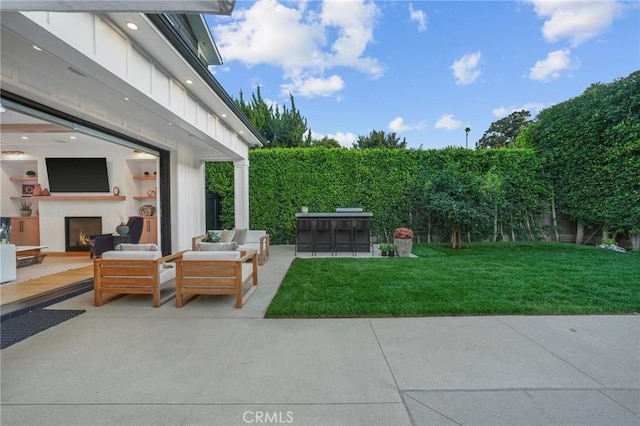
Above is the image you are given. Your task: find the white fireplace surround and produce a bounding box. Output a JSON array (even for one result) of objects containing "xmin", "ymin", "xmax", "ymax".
[{"xmin": 41, "ymin": 201, "xmax": 125, "ymax": 252}]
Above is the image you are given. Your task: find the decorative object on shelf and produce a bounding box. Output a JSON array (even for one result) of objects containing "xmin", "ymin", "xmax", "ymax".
[
  {"xmin": 393, "ymin": 227, "xmax": 414, "ymax": 257},
  {"xmin": 26, "ymin": 170, "xmax": 36, "ymax": 177},
  {"xmin": 113, "ymin": 186, "xmax": 120, "ymax": 196},
  {"xmin": 144, "ymin": 171, "xmax": 150, "ymax": 176},
  {"xmin": 154, "ymin": 171, "xmax": 157, "ymax": 176},
  {"xmin": 146, "ymin": 189, "xmax": 156, "ymax": 197},
  {"xmin": 19, "ymin": 201, "xmax": 32, "ymax": 217},
  {"xmin": 32, "ymin": 183, "xmax": 43, "ymax": 196},
  {"xmin": 301, "ymin": 206, "xmax": 309, "ymax": 214},
  {"xmin": 139, "ymin": 204, "xmax": 156, "ymax": 216},
  {"xmin": 21, "ymin": 184, "xmax": 35, "ymax": 196},
  {"xmin": 41, "ymin": 188, "xmax": 50, "ymax": 196}
]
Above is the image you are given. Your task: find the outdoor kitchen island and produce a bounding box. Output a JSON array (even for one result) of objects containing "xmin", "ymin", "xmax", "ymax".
[{"xmin": 295, "ymin": 208, "xmax": 373, "ymax": 254}]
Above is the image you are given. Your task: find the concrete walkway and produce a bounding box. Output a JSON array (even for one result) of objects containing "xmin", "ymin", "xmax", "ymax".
[{"xmin": 1, "ymin": 245, "xmax": 638, "ymax": 425}]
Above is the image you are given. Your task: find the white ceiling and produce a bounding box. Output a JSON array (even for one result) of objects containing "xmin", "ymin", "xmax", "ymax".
[{"xmin": 0, "ymin": 108, "xmax": 116, "ymax": 153}]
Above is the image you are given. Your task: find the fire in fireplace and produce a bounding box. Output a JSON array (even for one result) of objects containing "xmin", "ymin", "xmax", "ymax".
[{"xmin": 65, "ymin": 217, "xmax": 102, "ymax": 252}]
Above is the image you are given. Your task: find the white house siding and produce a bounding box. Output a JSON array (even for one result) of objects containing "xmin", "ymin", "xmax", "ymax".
[
  {"xmin": 172, "ymin": 148, "xmax": 207, "ymax": 252},
  {"xmin": 1, "ymin": 10, "xmax": 257, "ymax": 252}
]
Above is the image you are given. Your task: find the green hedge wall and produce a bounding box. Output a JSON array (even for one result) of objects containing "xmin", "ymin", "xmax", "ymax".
[{"xmin": 205, "ymin": 147, "xmax": 549, "ymax": 244}]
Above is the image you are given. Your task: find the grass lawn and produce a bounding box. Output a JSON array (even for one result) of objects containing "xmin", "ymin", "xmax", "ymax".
[{"xmin": 265, "ymin": 242, "xmax": 640, "ymax": 318}]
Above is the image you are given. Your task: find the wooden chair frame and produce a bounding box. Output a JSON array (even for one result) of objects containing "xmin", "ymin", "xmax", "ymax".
[
  {"xmin": 93, "ymin": 251, "xmax": 184, "ymax": 307},
  {"xmin": 176, "ymin": 250, "xmax": 258, "ymax": 308}
]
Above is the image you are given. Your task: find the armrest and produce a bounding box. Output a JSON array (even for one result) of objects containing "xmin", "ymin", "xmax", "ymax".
[
  {"xmin": 192, "ymin": 235, "xmax": 207, "ymax": 250},
  {"xmin": 159, "ymin": 250, "xmax": 187, "ymax": 263}
]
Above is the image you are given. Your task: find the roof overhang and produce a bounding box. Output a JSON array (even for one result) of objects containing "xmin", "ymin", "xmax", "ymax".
[{"xmin": 0, "ymin": 1, "xmax": 236, "ymax": 14}]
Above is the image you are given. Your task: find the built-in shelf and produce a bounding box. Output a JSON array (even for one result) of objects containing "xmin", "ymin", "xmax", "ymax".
[
  {"xmin": 9, "ymin": 176, "xmax": 38, "ymax": 182},
  {"xmin": 133, "ymin": 175, "xmax": 157, "ymax": 180},
  {"xmin": 133, "ymin": 195, "xmax": 157, "ymax": 200},
  {"xmin": 10, "ymin": 196, "xmax": 126, "ymax": 201}
]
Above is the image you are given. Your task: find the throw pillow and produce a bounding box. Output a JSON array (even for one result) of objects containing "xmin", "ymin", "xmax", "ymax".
[
  {"xmin": 232, "ymin": 229, "xmax": 248, "ymax": 245},
  {"xmin": 202, "ymin": 230, "xmax": 220, "ymax": 243},
  {"xmin": 196, "ymin": 242, "xmax": 239, "ymax": 251},
  {"xmin": 219, "ymin": 229, "xmax": 236, "ymax": 243}
]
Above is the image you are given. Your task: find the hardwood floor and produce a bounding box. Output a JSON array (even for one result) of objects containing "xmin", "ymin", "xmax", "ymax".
[{"xmin": 0, "ymin": 255, "xmax": 94, "ymax": 306}]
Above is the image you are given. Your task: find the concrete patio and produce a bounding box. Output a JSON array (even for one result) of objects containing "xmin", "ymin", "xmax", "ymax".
[{"xmin": 1, "ymin": 245, "xmax": 638, "ymax": 425}]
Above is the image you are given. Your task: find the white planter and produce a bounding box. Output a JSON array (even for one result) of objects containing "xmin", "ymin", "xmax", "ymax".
[{"xmin": 394, "ymin": 238, "xmax": 413, "ymax": 257}]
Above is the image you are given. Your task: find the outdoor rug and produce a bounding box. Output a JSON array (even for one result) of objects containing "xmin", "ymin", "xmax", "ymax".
[{"xmin": 1, "ymin": 309, "xmax": 85, "ymax": 349}]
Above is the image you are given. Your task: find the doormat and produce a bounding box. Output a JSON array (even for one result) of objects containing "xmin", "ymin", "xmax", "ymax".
[{"xmin": 1, "ymin": 309, "xmax": 85, "ymax": 349}]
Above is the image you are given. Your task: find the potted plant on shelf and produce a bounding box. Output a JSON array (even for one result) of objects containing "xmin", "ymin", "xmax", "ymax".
[
  {"xmin": 26, "ymin": 170, "xmax": 36, "ymax": 177},
  {"xmin": 19, "ymin": 201, "xmax": 33, "ymax": 217},
  {"xmin": 393, "ymin": 227, "xmax": 414, "ymax": 257}
]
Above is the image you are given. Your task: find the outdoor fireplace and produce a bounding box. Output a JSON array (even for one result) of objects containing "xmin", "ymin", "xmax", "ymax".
[{"xmin": 65, "ymin": 217, "xmax": 101, "ymax": 252}]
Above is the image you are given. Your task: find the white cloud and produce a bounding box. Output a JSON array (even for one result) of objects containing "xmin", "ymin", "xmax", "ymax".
[
  {"xmin": 529, "ymin": 49, "xmax": 574, "ymax": 82},
  {"xmin": 409, "ymin": 3, "xmax": 427, "ymax": 32},
  {"xmin": 450, "ymin": 52, "xmax": 482, "ymax": 86},
  {"xmin": 281, "ymin": 75, "xmax": 345, "ymax": 98},
  {"xmin": 493, "ymin": 103, "xmax": 546, "ymax": 118},
  {"xmin": 435, "ymin": 114, "xmax": 462, "ymax": 130},
  {"xmin": 389, "ymin": 117, "xmax": 412, "ymax": 132},
  {"xmin": 527, "ymin": 0, "xmax": 625, "ymax": 46},
  {"xmin": 212, "ymin": 0, "xmax": 383, "ymax": 98}
]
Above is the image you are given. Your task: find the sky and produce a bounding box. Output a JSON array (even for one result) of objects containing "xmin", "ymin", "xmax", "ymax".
[{"xmin": 205, "ymin": 0, "xmax": 640, "ymax": 149}]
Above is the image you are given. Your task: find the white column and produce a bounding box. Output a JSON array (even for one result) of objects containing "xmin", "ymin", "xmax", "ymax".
[{"xmin": 233, "ymin": 158, "xmax": 250, "ymax": 229}]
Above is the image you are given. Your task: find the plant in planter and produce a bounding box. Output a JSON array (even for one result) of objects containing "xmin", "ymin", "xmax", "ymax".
[
  {"xmin": 19, "ymin": 201, "xmax": 33, "ymax": 217},
  {"xmin": 393, "ymin": 227, "xmax": 414, "ymax": 257},
  {"xmin": 26, "ymin": 170, "xmax": 37, "ymax": 177},
  {"xmin": 379, "ymin": 243, "xmax": 396, "ymax": 257}
]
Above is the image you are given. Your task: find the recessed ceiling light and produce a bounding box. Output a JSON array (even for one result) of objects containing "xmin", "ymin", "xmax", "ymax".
[
  {"xmin": 21, "ymin": 136, "xmax": 28, "ymax": 140},
  {"xmin": 126, "ymin": 22, "xmax": 139, "ymax": 30},
  {"xmin": 221, "ymin": 113, "xmax": 227, "ymax": 118},
  {"xmin": 69, "ymin": 136, "xmax": 77, "ymax": 140},
  {"xmin": 185, "ymin": 79, "xmax": 193, "ymax": 85},
  {"xmin": 239, "ymin": 131, "xmax": 244, "ymax": 135},
  {"xmin": 33, "ymin": 45, "xmax": 42, "ymax": 51},
  {"xmin": 124, "ymin": 97, "xmax": 130, "ymax": 101}
]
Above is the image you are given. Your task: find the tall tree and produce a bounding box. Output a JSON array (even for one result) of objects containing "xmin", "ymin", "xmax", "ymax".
[
  {"xmin": 353, "ymin": 130, "xmax": 407, "ymax": 149},
  {"xmin": 312, "ymin": 136, "xmax": 342, "ymax": 148},
  {"xmin": 235, "ymin": 88, "xmax": 312, "ymax": 148},
  {"xmin": 476, "ymin": 110, "xmax": 533, "ymax": 149}
]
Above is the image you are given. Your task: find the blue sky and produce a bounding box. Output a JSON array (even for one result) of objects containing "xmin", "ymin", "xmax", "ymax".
[{"xmin": 206, "ymin": 0, "xmax": 640, "ymax": 149}]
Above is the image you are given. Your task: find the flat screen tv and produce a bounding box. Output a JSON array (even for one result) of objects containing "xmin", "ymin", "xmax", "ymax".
[{"xmin": 45, "ymin": 157, "xmax": 110, "ymax": 193}]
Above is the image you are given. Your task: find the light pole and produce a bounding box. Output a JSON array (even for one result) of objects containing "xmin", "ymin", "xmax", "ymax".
[{"xmin": 465, "ymin": 127, "xmax": 470, "ymax": 149}]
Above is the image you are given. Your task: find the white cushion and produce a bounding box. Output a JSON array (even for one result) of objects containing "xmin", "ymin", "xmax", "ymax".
[
  {"xmin": 115, "ymin": 243, "xmax": 159, "ymax": 251},
  {"xmin": 245, "ymin": 230, "xmax": 267, "ymax": 244},
  {"xmin": 183, "ymin": 251, "xmax": 241, "ymax": 261},
  {"xmin": 219, "ymin": 229, "xmax": 236, "ymax": 243},
  {"xmin": 196, "ymin": 242, "xmax": 238, "ymax": 251},
  {"xmin": 102, "ymin": 251, "xmax": 162, "ymax": 260}
]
